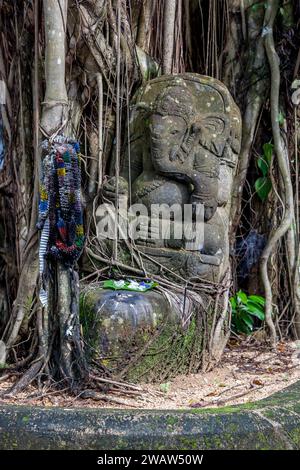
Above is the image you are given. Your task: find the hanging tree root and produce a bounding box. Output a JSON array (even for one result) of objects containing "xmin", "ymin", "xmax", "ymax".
[
  {"xmin": 1, "ymin": 262, "xmax": 148, "ymax": 400},
  {"xmin": 229, "ymin": 0, "xmax": 268, "ymax": 239},
  {"xmin": 259, "ymin": 0, "xmax": 295, "ymax": 347}
]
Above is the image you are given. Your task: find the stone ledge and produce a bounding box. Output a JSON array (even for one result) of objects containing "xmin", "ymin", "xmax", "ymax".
[{"xmin": 0, "ymin": 381, "xmax": 299, "ymax": 450}]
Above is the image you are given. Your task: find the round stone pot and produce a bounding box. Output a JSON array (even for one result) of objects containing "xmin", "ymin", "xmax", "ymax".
[{"xmin": 80, "ymin": 285, "xmax": 202, "ymax": 382}]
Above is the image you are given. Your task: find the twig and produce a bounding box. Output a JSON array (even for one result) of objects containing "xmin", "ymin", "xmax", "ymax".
[
  {"xmin": 0, "ymin": 374, "xmax": 11, "ymax": 382},
  {"xmin": 210, "ymin": 385, "xmax": 264, "ymax": 407},
  {"xmin": 89, "ymin": 372, "xmax": 143, "ymax": 392},
  {"xmin": 79, "ymin": 389, "xmax": 140, "ymax": 407}
]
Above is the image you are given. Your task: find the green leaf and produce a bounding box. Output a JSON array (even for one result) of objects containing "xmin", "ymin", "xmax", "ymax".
[
  {"xmin": 255, "ymin": 176, "xmax": 272, "ymax": 201},
  {"xmin": 233, "ymin": 316, "xmax": 250, "ymax": 335},
  {"xmin": 237, "ymin": 290, "xmax": 248, "ymax": 305},
  {"xmin": 257, "ymin": 156, "xmax": 269, "ymax": 177},
  {"xmin": 160, "ymin": 382, "xmax": 170, "ymax": 393},
  {"xmin": 102, "ymin": 279, "xmax": 158, "ymax": 292},
  {"xmin": 245, "ymin": 302, "xmax": 265, "ymax": 320},
  {"xmin": 251, "ymin": 2, "xmax": 264, "ymax": 12},
  {"xmin": 262, "ymin": 142, "xmax": 273, "ymax": 164},
  {"xmin": 230, "ymin": 296, "xmax": 237, "ymax": 309},
  {"xmin": 240, "ymin": 310, "xmax": 254, "ymax": 329},
  {"xmin": 103, "ymin": 279, "xmax": 118, "ymax": 289},
  {"xmin": 277, "ymin": 111, "xmax": 285, "ymax": 126},
  {"xmin": 248, "ymin": 295, "xmax": 265, "ymax": 307}
]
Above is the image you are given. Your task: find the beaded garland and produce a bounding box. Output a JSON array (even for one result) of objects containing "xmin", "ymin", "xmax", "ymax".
[
  {"xmin": 37, "ymin": 136, "xmax": 84, "ymax": 263},
  {"xmin": 37, "ymin": 136, "xmax": 84, "ymax": 305}
]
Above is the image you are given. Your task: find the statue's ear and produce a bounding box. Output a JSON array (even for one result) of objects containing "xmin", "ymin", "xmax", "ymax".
[
  {"xmin": 196, "ymin": 114, "xmax": 229, "ymax": 157},
  {"xmin": 188, "ymin": 114, "xmax": 226, "ymax": 141},
  {"xmin": 197, "ymin": 114, "xmax": 227, "ymax": 135}
]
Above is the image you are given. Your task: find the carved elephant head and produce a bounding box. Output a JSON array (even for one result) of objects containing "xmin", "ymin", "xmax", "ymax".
[
  {"xmin": 147, "ymin": 83, "xmax": 229, "ymax": 221},
  {"xmin": 121, "ymin": 75, "xmax": 241, "ymax": 222}
]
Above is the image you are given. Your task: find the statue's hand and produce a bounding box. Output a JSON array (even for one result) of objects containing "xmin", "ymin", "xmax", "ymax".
[
  {"xmin": 102, "ymin": 176, "xmax": 129, "ymax": 203},
  {"xmin": 203, "ymin": 202, "xmax": 217, "ymax": 221},
  {"xmin": 191, "ymin": 194, "xmax": 217, "ymax": 222}
]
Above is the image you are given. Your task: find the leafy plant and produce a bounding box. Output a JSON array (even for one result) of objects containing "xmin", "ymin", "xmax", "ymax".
[
  {"xmin": 255, "ymin": 142, "xmax": 273, "ymax": 201},
  {"xmin": 160, "ymin": 382, "xmax": 171, "ymax": 393},
  {"xmin": 279, "ymin": 4, "xmax": 294, "ymax": 28},
  {"xmin": 230, "ymin": 290, "xmax": 265, "ymax": 335},
  {"xmin": 251, "ymin": 2, "xmax": 266, "ymax": 12},
  {"xmin": 277, "ymin": 110, "xmax": 285, "ymax": 126}
]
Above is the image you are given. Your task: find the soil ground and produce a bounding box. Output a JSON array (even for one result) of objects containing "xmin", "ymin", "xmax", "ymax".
[{"xmin": 1, "ymin": 338, "xmax": 300, "ymax": 410}]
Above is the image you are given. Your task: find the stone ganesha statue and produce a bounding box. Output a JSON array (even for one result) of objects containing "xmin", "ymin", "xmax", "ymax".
[
  {"xmin": 103, "ymin": 74, "xmax": 241, "ymax": 282},
  {"xmin": 83, "ymin": 74, "xmax": 241, "ymax": 381}
]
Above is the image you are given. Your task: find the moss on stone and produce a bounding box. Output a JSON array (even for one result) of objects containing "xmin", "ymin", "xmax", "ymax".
[
  {"xmin": 126, "ymin": 317, "xmax": 203, "ymax": 383},
  {"xmin": 79, "ymin": 283, "xmax": 209, "ymax": 382},
  {"xmin": 0, "ymin": 381, "xmax": 300, "ymax": 450}
]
